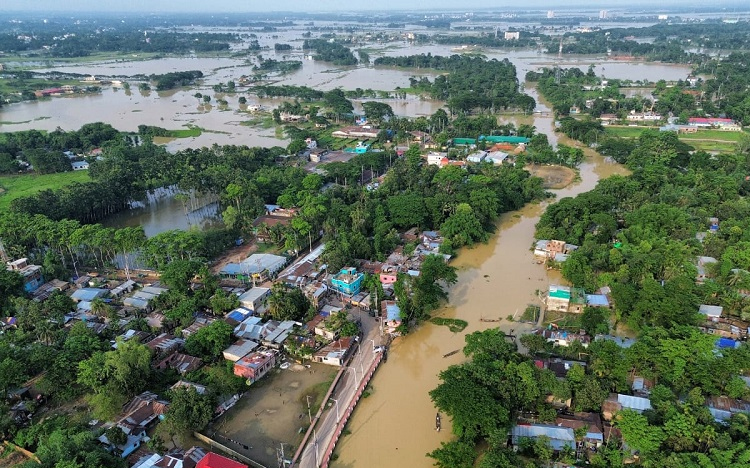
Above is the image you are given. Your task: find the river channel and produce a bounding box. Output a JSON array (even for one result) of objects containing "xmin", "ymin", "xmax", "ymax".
[{"xmin": 332, "ymin": 105, "xmax": 630, "ymax": 467}]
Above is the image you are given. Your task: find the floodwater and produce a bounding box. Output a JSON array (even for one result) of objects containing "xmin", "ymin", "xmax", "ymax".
[
  {"xmin": 333, "ymin": 116, "xmax": 630, "ymax": 468},
  {"xmin": 100, "ymin": 187, "xmax": 221, "ymax": 237}
]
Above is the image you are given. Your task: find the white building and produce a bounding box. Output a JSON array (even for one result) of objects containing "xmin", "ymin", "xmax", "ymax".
[
  {"xmin": 238, "ymin": 287, "xmax": 271, "ymax": 313},
  {"xmin": 504, "ymin": 31, "xmax": 520, "ymax": 40}
]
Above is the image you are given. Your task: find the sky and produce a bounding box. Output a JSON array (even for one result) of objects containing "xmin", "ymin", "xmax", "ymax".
[{"xmin": 2, "ymin": 0, "xmax": 742, "ymax": 14}]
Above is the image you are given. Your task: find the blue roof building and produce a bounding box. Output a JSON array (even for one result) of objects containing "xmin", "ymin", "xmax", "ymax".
[{"xmin": 330, "ymin": 267, "xmax": 364, "ymax": 296}]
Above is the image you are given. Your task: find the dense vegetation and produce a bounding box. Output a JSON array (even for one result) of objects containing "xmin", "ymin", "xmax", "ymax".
[
  {"xmin": 537, "ymin": 130, "xmax": 750, "ymax": 329},
  {"xmin": 553, "ymin": 21, "xmax": 750, "ymax": 58},
  {"xmin": 433, "ymin": 33, "xmax": 542, "ymax": 49},
  {"xmin": 149, "ymin": 70, "xmax": 204, "ymax": 91},
  {"xmin": 431, "ymin": 325, "xmax": 750, "ymax": 468},
  {"xmin": 302, "ymin": 39, "xmax": 358, "ymax": 66},
  {"xmin": 0, "ymin": 30, "xmax": 237, "ymax": 58},
  {"xmin": 374, "ymin": 54, "xmax": 535, "ymax": 114}
]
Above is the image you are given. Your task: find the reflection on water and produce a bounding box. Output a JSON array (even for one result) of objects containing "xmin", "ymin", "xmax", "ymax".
[{"xmin": 101, "ymin": 187, "xmax": 221, "ymax": 236}]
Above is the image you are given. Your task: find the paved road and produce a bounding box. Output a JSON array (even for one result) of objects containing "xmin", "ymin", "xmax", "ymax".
[{"xmin": 295, "ymin": 309, "xmax": 382, "ymax": 468}]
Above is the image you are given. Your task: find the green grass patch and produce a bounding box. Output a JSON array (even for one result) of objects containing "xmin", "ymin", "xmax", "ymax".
[
  {"xmin": 604, "ymin": 126, "xmax": 648, "ymax": 138},
  {"xmin": 429, "ymin": 317, "xmax": 468, "ymax": 333},
  {"xmin": 520, "ymin": 305, "xmax": 541, "ymax": 323},
  {"xmin": 167, "ymin": 125, "xmax": 203, "ymax": 138},
  {"xmin": 543, "ymin": 310, "xmax": 582, "ymax": 329},
  {"xmin": 0, "ymin": 171, "xmax": 91, "ymax": 211},
  {"xmin": 679, "ymin": 129, "xmax": 745, "ymax": 141}
]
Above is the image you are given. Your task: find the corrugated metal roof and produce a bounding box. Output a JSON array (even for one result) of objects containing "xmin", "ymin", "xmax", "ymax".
[
  {"xmin": 586, "ymin": 294, "xmax": 610, "ymax": 307},
  {"xmin": 617, "ymin": 394, "xmax": 652, "ymax": 412},
  {"xmin": 512, "ymin": 425, "xmax": 575, "ymax": 450}
]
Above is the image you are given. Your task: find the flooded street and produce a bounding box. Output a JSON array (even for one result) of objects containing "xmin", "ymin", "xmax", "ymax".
[{"xmin": 333, "ymin": 118, "xmax": 630, "ymax": 468}]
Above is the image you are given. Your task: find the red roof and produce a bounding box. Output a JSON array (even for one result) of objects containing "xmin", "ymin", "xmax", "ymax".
[
  {"xmin": 689, "ymin": 117, "xmax": 734, "ymax": 124},
  {"xmin": 196, "ymin": 453, "xmax": 248, "ymax": 468}
]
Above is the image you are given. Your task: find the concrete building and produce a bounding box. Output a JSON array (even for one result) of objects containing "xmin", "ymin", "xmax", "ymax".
[
  {"xmin": 6, "ymin": 258, "xmax": 44, "ymax": 293},
  {"xmin": 312, "ymin": 336, "xmax": 356, "ymax": 366},
  {"xmin": 233, "ymin": 350, "xmax": 276, "ymax": 383},
  {"xmin": 504, "ymin": 31, "xmax": 520, "ymax": 40},
  {"xmin": 238, "ymin": 287, "xmax": 271, "ymax": 313},
  {"xmin": 222, "ymin": 339, "xmax": 260, "ymax": 362},
  {"xmin": 331, "ymin": 267, "xmax": 364, "ymax": 296}
]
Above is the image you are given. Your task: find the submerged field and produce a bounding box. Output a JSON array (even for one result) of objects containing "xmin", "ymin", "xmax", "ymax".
[{"xmin": 0, "ymin": 171, "xmax": 90, "ymax": 211}]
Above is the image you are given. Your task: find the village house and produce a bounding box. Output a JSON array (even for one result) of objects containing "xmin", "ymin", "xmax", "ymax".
[
  {"xmin": 233, "ymin": 350, "xmax": 276, "ymax": 383},
  {"xmin": 426, "ymin": 151, "xmax": 448, "ymax": 166},
  {"xmin": 602, "ymin": 394, "xmax": 652, "ymax": 421},
  {"xmin": 70, "ymin": 160, "xmax": 89, "ymax": 171},
  {"xmin": 238, "ymin": 287, "xmax": 271, "ymax": 313},
  {"xmin": 277, "ymin": 243, "xmax": 326, "ymax": 288},
  {"xmin": 534, "ymin": 327, "xmax": 590, "ymax": 347},
  {"xmin": 331, "ymin": 126, "xmax": 380, "ymax": 139},
  {"xmin": 103, "ymin": 392, "xmax": 169, "ymax": 457},
  {"xmin": 381, "ymin": 300, "xmax": 403, "ymax": 334},
  {"xmin": 220, "ymin": 253, "xmax": 287, "ymax": 282},
  {"xmin": 546, "ymin": 285, "xmax": 571, "ymax": 313},
  {"xmin": 626, "ymin": 112, "xmax": 662, "ymax": 122},
  {"xmin": 31, "ymin": 278, "xmax": 69, "ymax": 302},
  {"xmin": 307, "ymin": 313, "xmax": 338, "ymax": 340},
  {"xmin": 6, "ymin": 258, "xmax": 44, "ymax": 293},
  {"xmin": 132, "ymin": 446, "xmax": 207, "ymax": 468},
  {"xmin": 222, "ymin": 339, "xmax": 260, "ymax": 362},
  {"xmin": 123, "ymin": 286, "xmax": 168, "ymax": 311},
  {"xmin": 312, "ymin": 336, "xmax": 356, "ymax": 366},
  {"xmin": 696, "ymin": 256, "xmax": 718, "ymax": 283},
  {"xmin": 155, "ymin": 352, "xmax": 203, "ymax": 375},
  {"xmin": 196, "ymin": 452, "xmax": 248, "ymax": 468},
  {"xmin": 534, "ymin": 239, "xmax": 579, "ymax": 262},
  {"xmin": 308, "ymin": 147, "xmax": 329, "ymax": 162},
  {"xmin": 504, "ymin": 31, "xmax": 521, "ymax": 40},
  {"xmin": 146, "ymin": 333, "xmax": 184, "ymax": 356},
  {"xmin": 260, "ymin": 320, "xmax": 296, "ymax": 349},
  {"xmin": 170, "ymin": 380, "xmax": 208, "ymax": 395},
  {"xmin": 706, "ymin": 395, "xmax": 750, "ymax": 422},
  {"xmin": 688, "ymin": 117, "xmax": 740, "ymax": 130},
  {"xmin": 182, "ymin": 316, "xmax": 214, "ymax": 338},
  {"xmin": 511, "ymin": 424, "xmax": 576, "ymax": 451},
  {"xmin": 556, "ymin": 412, "xmax": 605, "ymax": 448}
]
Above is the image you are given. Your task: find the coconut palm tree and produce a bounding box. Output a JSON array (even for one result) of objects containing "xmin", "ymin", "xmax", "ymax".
[{"xmin": 90, "ymin": 297, "xmax": 111, "ymax": 319}]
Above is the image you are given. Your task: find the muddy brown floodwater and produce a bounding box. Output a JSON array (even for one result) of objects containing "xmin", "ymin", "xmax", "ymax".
[{"xmin": 333, "ymin": 119, "xmax": 630, "ymax": 468}]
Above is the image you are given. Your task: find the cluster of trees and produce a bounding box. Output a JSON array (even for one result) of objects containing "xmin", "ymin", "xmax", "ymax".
[
  {"xmin": 273, "ymin": 43, "xmax": 293, "ymax": 51},
  {"xmin": 374, "ymin": 54, "xmax": 535, "ymax": 114},
  {"xmin": 149, "ymin": 70, "xmax": 204, "ymax": 91},
  {"xmin": 0, "ymin": 28, "xmax": 238, "ymax": 58},
  {"xmin": 538, "ymin": 129, "xmax": 750, "ymax": 329},
  {"xmin": 253, "ymin": 58, "xmax": 302, "ymax": 74},
  {"xmin": 431, "ymin": 325, "xmax": 750, "ymax": 468},
  {"xmin": 553, "ymin": 21, "xmax": 750, "ymax": 59},
  {"xmin": 0, "ymin": 123, "xmax": 120, "ymax": 174},
  {"xmin": 302, "ymin": 39, "xmax": 358, "ymax": 65}
]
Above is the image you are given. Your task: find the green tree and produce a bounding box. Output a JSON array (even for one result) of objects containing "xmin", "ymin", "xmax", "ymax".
[
  {"xmin": 267, "ymin": 282, "xmax": 311, "ymax": 321},
  {"xmin": 427, "ymin": 440, "xmax": 476, "ymax": 468},
  {"xmin": 163, "ymin": 387, "xmax": 215, "ymax": 436},
  {"xmin": 184, "ymin": 321, "xmax": 234, "ymax": 361}
]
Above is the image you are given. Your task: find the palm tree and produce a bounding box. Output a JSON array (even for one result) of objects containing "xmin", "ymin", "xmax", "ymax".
[{"xmin": 90, "ymin": 297, "xmax": 111, "ymax": 319}]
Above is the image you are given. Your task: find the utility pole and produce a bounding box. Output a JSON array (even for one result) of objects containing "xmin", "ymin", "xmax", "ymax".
[{"xmin": 306, "ymin": 395, "xmax": 313, "ymax": 424}]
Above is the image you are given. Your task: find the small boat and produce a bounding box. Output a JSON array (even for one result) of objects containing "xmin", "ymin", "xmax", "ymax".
[
  {"xmin": 443, "ymin": 349, "xmax": 459, "ymax": 358},
  {"xmin": 435, "ymin": 413, "xmax": 441, "ymax": 432}
]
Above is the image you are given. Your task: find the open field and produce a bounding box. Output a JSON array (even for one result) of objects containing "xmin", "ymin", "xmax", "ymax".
[
  {"xmin": 604, "ymin": 125, "xmax": 746, "ymax": 152},
  {"xmin": 0, "ymin": 171, "xmax": 90, "ymax": 211},
  {"xmin": 526, "ymin": 164, "xmax": 577, "ymax": 189},
  {"xmin": 211, "ymin": 362, "xmax": 337, "ymax": 467}
]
